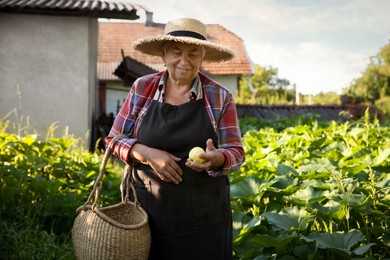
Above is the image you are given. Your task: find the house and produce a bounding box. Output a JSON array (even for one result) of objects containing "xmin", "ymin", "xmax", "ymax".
[
  {"xmin": 0, "ymin": 0, "xmax": 254, "ymax": 149},
  {"xmin": 97, "ymin": 14, "xmax": 255, "ymax": 117},
  {"xmin": 0, "ymin": 0, "xmax": 148, "ymax": 148}
]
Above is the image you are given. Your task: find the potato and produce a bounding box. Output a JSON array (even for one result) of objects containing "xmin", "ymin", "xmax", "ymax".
[{"xmin": 188, "ymin": 146, "xmax": 205, "ymax": 163}]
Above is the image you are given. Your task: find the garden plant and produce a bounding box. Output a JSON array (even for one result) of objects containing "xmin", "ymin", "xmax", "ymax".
[
  {"xmin": 0, "ymin": 111, "xmax": 389, "ymax": 259},
  {"xmin": 232, "ymin": 111, "xmax": 390, "ymax": 259}
]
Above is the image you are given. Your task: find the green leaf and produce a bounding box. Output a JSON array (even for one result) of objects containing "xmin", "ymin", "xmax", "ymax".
[
  {"xmin": 262, "ymin": 206, "xmax": 309, "ymax": 230},
  {"xmin": 298, "ymin": 160, "xmax": 334, "ymax": 180},
  {"xmin": 86, "ymin": 170, "xmax": 97, "ymax": 179},
  {"xmin": 250, "ymin": 233, "xmax": 296, "ymax": 252},
  {"xmin": 301, "ymin": 179, "xmax": 334, "ymax": 190},
  {"xmin": 233, "ymin": 212, "xmax": 261, "ymax": 231},
  {"xmin": 382, "ymin": 230, "xmax": 390, "ymax": 244},
  {"xmin": 341, "ymin": 161, "xmax": 369, "ymax": 175},
  {"xmin": 309, "ymin": 200, "xmax": 346, "ymax": 221},
  {"xmin": 302, "ymin": 230, "xmax": 364, "ymax": 254},
  {"xmin": 376, "ymin": 173, "xmax": 390, "ymax": 188},
  {"xmin": 349, "ymin": 127, "xmax": 365, "ymax": 138},
  {"xmin": 230, "ymin": 176, "xmax": 277, "ymax": 198},
  {"xmin": 273, "ymin": 174, "xmax": 298, "ymax": 190},
  {"xmin": 286, "ymin": 186, "xmax": 329, "ymax": 204},
  {"xmin": 276, "ymin": 164, "xmax": 298, "ymax": 176},
  {"xmin": 333, "ymin": 193, "xmax": 368, "ymax": 207},
  {"xmin": 372, "ymin": 148, "xmax": 390, "ymax": 166},
  {"xmin": 275, "ymin": 133, "xmax": 291, "ymax": 147},
  {"xmin": 353, "ymin": 243, "xmax": 375, "ymax": 255}
]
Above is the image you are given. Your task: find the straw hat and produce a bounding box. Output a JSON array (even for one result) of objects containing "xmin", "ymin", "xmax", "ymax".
[{"xmin": 132, "ymin": 18, "xmax": 235, "ymax": 62}]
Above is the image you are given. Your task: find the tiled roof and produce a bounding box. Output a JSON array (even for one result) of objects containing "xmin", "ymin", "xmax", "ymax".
[
  {"xmin": 98, "ymin": 61, "xmax": 121, "ymax": 81},
  {"xmin": 98, "ymin": 21, "xmax": 254, "ymax": 77},
  {"xmin": 0, "ymin": 0, "xmax": 148, "ymax": 19},
  {"xmin": 235, "ymin": 104, "xmax": 384, "ymax": 122}
]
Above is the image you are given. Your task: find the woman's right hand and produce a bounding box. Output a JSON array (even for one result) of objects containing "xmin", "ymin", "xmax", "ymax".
[{"xmin": 130, "ymin": 143, "xmax": 183, "ymax": 184}]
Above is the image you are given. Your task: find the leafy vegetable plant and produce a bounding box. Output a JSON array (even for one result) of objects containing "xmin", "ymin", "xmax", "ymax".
[
  {"xmin": 1, "ymin": 111, "xmax": 389, "ymax": 259},
  {"xmin": 231, "ymin": 113, "xmax": 390, "ymax": 259}
]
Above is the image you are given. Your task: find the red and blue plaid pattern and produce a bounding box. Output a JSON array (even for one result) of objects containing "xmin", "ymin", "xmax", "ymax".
[{"xmin": 106, "ymin": 71, "xmax": 245, "ymax": 176}]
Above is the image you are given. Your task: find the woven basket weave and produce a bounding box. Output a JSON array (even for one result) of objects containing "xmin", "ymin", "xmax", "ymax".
[{"xmin": 72, "ymin": 136, "xmax": 151, "ymax": 260}]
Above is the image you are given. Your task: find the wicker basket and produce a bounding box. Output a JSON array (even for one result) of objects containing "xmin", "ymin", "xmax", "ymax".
[{"xmin": 72, "ymin": 136, "xmax": 151, "ymax": 260}]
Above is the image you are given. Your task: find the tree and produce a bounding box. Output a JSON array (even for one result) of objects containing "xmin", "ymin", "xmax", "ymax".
[
  {"xmin": 343, "ymin": 40, "xmax": 390, "ymax": 117},
  {"xmin": 301, "ymin": 92, "xmax": 340, "ymax": 105},
  {"xmin": 236, "ymin": 64, "xmax": 292, "ymax": 104},
  {"xmin": 344, "ymin": 40, "xmax": 390, "ymax": 104},
  {"xmin": 378, "ymin": 40, "xmax": 390, "ymax": 78}
]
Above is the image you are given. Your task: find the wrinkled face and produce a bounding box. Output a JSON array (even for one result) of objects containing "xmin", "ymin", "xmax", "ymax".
[{"xmin": 162, "ymin": 41, "xmax": 205, "ymax": 84}]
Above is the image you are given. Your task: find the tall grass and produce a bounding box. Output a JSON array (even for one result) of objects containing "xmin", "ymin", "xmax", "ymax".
[{"xmin": 0, "ymin": 113, "xmax": 122, "ymax": 259}]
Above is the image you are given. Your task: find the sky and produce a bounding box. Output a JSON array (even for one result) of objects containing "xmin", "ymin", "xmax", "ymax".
[{"xmin": 117, "ymin": 0, "xmax": 390, "ymax": 95}]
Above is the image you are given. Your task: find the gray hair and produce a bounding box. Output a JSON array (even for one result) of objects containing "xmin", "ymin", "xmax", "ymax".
[{"xmin": 162, "ymin": 41, "xmax": 206, "ymax": 59}]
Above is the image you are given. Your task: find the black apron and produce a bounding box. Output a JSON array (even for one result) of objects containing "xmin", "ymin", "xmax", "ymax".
[{"xmin": 133, "ymin": 99, "xmax": 232, "ymax": 260}]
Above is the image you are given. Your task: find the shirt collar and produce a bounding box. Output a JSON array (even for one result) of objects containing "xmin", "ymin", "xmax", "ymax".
[{"xmin": 154, "ymin": 71, "xmax": 203, "ymax": 101}]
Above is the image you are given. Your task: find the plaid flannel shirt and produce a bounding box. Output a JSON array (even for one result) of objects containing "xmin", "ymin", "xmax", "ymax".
[{"xmin": 106, "ymin": 71, "xmax": 245, "ymax": 176}]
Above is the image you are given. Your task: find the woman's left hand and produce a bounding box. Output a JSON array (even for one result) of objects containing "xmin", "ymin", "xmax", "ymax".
[{"xmin": 185, "ymin": 139, "xmax": 225, "ymax": 172}]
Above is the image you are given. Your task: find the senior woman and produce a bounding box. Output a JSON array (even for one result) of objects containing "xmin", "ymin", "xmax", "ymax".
[{"xmin": 106, "ymin": 18, "xmax": 245, "ymax": 260}]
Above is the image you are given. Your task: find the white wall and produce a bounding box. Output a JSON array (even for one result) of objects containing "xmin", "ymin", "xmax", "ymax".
[
  {"xmin": 0, "ymin": 13, "xmax": 97, "ymax": 138},
  {"xmin": 211, "ymin": 75, "xmax": 238, "ymax": 97},
  {"xmin": 106, "ymin": 86, "xmax": 128, "ymax": 115}
]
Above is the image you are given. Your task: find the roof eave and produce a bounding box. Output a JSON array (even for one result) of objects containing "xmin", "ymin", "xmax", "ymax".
[{"xmin": 0, "ymin": 8, "xmax": 140, "ymax": 19}]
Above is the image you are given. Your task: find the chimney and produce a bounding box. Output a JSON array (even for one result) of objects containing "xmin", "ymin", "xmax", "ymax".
[{"xmin": 145, "ymin": 11, "xmax": 154, "ymax": 27}]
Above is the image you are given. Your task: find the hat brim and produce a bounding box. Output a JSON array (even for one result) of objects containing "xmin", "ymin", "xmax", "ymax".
[{"xmin": 132, "ymin": 35, "xmax": 235, "ymax": 62}]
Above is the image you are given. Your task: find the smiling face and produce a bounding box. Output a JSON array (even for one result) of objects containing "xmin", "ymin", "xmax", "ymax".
[{"xmin": 162, "ymin": 41, "xmax": 205, "ymax": 85}]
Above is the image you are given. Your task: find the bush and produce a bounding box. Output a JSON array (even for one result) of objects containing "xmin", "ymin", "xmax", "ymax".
[
  {"xmin": 0, "ymin": 221, "xmax": 74, "ymax": 260},
  {"xmin": 239, "ymin": 113, "xmax": 330, "ymax": 134},
  {"xmin": 375, "ymin": 96, "xmax": 390, "ymax": 118},
  {"xmin": 0, "ymin": 123, "xmax": 122, "ymax": 259},
  {"xmin": 231, "ymin": 114, "xmax": 390, "ymax": 259}
]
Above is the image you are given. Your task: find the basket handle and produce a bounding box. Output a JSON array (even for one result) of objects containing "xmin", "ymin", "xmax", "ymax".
[
  {"xmin": 121, "ymin": 163, "xmax": 139, "ymax": 204},
  {"xmin": 81, "ymin": 135, "xmax": 138, "ymax": 209}
]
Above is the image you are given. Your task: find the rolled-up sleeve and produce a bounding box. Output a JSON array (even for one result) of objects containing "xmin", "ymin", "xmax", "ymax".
[
  {"xmin": 105, "ymin": 73, "xmax": 160, "ymax": 163},
  {"xmin": 206, "ymin": 91, "xmax": 245, "ymax": 177}
]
